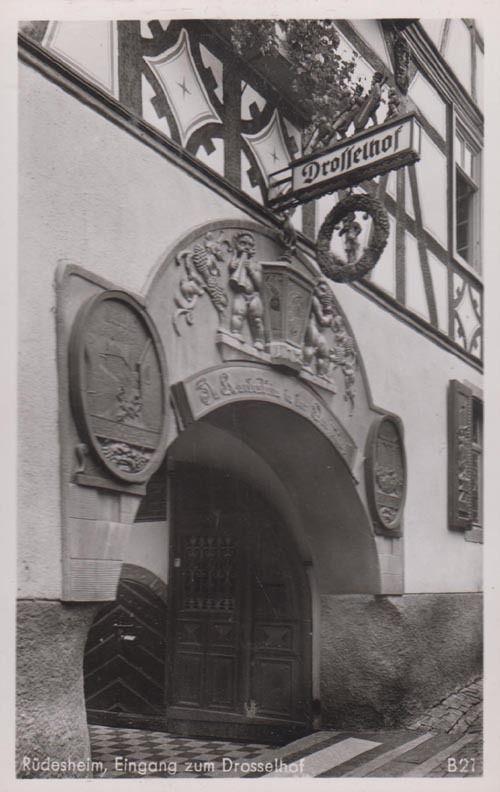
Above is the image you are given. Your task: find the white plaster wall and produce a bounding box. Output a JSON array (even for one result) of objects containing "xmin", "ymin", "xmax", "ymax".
[
  {"xmin": 408, "ymin": 71, "xmax": 447, "ymax": 140},
  {"xmin": 332, "ymin": 281, "xmax": 482, "ymax": 594},
  {"xmin": 18, "ymin": 197, "xmax": 61, "ymax": 599},
  {"xmin": 415, "ymin": 131, "xmax": 448, "ymax": 248}
]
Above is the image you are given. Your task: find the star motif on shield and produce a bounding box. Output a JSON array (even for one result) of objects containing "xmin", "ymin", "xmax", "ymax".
[
  {"xmin": 176, "ymin": 76, "xmax": 191, "ymax": 98},
  {"xmin": 242, "ymin": 109, "xmax": 293, "ymax": 186},
  {"xmin": 144, "ymin": 28, "xmax": 221, "ymax": 147}
]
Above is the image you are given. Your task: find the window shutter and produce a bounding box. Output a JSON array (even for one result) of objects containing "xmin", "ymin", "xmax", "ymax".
[{"xmin": 448, "ymin": 379, "xmax": 473, "ymax": 530}]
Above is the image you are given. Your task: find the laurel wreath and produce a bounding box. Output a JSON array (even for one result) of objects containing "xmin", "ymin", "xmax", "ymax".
[{"xmin": 316, "ymin": 193, "xmax": 390, "ymax": 282}]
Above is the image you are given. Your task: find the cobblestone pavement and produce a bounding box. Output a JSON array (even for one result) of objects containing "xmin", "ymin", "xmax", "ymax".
[
  {"xmin": 404, "ymin": 676, "xmax": 482, "ymax": 777},
  {"xmin": 88, "ymin": 677, "xmax": 483, "ymax": 779},
  {"xmin": 406, "ymin": 676, "xmax": 482, "ymax": 737}
]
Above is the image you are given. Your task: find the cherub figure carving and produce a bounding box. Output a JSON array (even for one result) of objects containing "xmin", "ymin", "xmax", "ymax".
[
  {"xmin": 303, "ymin": 280, "xmax": 336, "ymax": 378},
  {"xmin": 303, "ymin": 280, "xmax": 358, "ymax": 408},
  {"xmin": 228, "ymin": 232, "xmax": 265, "ymax": 350},
  {"xmin": 330, "ymin": 314, "xmax": 357, "ymax": 410}
]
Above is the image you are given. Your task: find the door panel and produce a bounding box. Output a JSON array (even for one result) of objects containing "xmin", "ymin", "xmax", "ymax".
[
  {"xmin": 253, "ymin": 658, "xmax": 295, "ymax": 716},
  {"xmin": 84, "ymin": 568, "xmax": 167, "ymax": 729},
  {"xmin": 206, "ymin": 654, "xmax": 238, "ymax": 708},
  {"xmin": 173, "ymin": 652, "xmax": 204, "ymax": 706},
  {"xmin": 249, "ymin": 520, "xmax": 305, "ymax": 722},
  {"xmin": 167, "ymin": 464, "xmax": 311, "ymax": 742}
]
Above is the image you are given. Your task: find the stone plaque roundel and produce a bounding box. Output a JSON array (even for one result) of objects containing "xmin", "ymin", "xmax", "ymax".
[
  {"xmin": 69, "ymin": 291, "xmax": 169, "ymax": 483},
  {"xmin": 365, "ymin": 415, "xmax": 406, "ymax": 535}
]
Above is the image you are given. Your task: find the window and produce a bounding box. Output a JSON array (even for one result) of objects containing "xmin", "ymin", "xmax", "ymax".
[
  {"xmin": 454, "ymin": 130, "xmax": 481, "ymax": 272},
  {"xmin": 456, "ymin": 170, "xmax": 474, "ymax": 261},
  {"xmin": 448, "ymin": 380, "xmax": 483, "ymax": 540}
]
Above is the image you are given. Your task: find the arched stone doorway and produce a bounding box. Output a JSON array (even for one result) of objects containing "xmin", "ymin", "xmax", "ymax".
[
  {"xmin": 164, "ymin": 394, "xmax": 381, "ymax": 741},
  {"xmin": 78, "ymin": 216, "xmax": 384, "ymax": 742}
]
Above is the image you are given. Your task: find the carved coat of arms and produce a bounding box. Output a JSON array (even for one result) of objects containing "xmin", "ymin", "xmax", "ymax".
[{"xmin": 69, "ymin": 291, "xmax": 168, "ymax": 483}]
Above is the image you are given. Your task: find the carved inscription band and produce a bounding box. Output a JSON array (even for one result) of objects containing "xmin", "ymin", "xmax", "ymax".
[{"xmin": 171, "ymin": 363, "xmax": 357, "ymax": 470}]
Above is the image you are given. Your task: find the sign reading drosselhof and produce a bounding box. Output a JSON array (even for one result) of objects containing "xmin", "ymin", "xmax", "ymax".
[{"xmin": 268, "ymin": 114, "xmax": 421, "ymax": 209}]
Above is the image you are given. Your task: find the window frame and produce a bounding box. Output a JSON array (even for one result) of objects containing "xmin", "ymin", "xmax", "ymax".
[
  {"xmin": 448, "ymin": 379, "xmax": 483, "ymax": 542},
  {"xmin": 452, "ymin": 116, "xmax": 482, "ymax": 276}
]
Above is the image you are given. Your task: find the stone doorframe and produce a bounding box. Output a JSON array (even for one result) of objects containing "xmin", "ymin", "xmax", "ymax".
[{"xmin": 166, "ymin": 373, "xmax": 383, "ymax": 712}]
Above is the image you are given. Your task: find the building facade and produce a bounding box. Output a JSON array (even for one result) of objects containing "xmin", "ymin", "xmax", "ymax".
[{"xmin": 17, "ymin": 18, "xmax": 483, "ymax": 776}]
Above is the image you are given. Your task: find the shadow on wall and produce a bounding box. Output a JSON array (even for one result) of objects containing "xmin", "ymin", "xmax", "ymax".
[{"xmin": 320, "ymin": 592, "xmax": 483, "ymax": 728}]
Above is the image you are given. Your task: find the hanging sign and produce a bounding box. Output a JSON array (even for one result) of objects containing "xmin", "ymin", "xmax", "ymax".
[{"xmin": 268, "ymin": 113, "xmax": 421, "ymax": 210}]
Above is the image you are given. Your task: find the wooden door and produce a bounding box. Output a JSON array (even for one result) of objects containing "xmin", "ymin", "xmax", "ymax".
[
  {"xmin": 84, "ymin": 566, "xmax": 167, "ymax": 729},
  {"xmin": 166, "ymin": 465, "xmax": 311, "ymax": 742}
]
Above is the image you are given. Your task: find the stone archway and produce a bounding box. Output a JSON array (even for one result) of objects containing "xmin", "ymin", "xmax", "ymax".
[{"xmin": 165, "ymin": 385, "xmax": 381, "ymax": 740}]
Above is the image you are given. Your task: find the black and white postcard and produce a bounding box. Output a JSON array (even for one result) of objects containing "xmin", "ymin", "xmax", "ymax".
[{"xmin": 4, "ymin": 1, "xmax": 499, "ymax": 790}]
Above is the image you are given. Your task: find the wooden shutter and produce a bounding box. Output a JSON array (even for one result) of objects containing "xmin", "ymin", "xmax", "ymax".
[{"xmin": 448, "ymin": 379, "xmax": 473, "ymax": 530}]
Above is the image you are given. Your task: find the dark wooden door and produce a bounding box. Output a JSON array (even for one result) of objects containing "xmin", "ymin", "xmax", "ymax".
[
  {"xmin": 84, "ymin": 566, "xmax": 167, "ymax": 729},
  {"xmin": 167, "ymin": 465, "xmax": 311, "ymax": 742}
]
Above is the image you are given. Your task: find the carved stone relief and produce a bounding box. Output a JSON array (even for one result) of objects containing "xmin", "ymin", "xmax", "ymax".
[
  {"xmin": 365, "ymin": 415, "xmax": 407, "ymax": 535},
  {"xmin": 173, "ymin": 231, "xmax": 230, "ymax": 334},
  {"xmin": 173, "ymin": 230, "xmax": 266, "ymax": 351},
  {"xmin": 303, "ymin": 280, "xmax": 357, "ymax": 409},
  {"xmin": 227, "ymin": 232, "xmax": 265, "ymax": 349},
  {"xmin": 171, "ymin": 227, "xmax": 359, "ymax": 408},
  {"xmin": 393, "ymin": 33, "xmax": 411, "ymax": 95},
  {"xmin": 69, "ymin": 291, "xmax": 169, "ymax": 484}
]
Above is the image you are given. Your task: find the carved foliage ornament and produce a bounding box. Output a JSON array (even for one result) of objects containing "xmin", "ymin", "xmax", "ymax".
[
  {"xmin": 365, "ymin": 415, "xmax": 406, "ymax": 536},
  {"xmin": 316, "ymin": 193, "xmax": 390, "ymax": 282},
  {"xmin": 69, "ymin": 291, "xmax": 169, "ymax": 483},
  {"xmin": 173, "ymin": 231, "xmax": 230, "ymax": 334}
]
